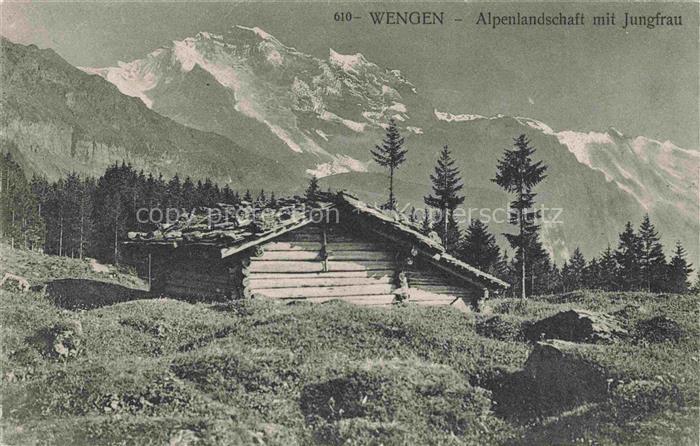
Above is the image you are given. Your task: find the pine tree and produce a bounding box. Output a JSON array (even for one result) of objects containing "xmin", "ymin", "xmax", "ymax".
[
  {"xmin": 598, "ymin": 245, "xmax": 619, "ymax": 291},
  {"xmin": 256, "ymin": 189, "xmax": 267, "ymax": 206},
  {"xmin": 638, "ymin": 214, "xmax": 667, "ymax": 292},
  {"xmin": 667, "ymin": 241, "xmax": 693, "ymax": 293},
  {"xmin": 181, "ymin": 177, "xmax": 196, "ymax": 209},
  {"xmin": 166, "ymin": 174, "xmax": 183, "ymax": 208},
  {"xmin": 305, "ymin": 176, "xmax": 320, "ymax": 202},
  {"xmin": 442, "ymin": 212, "xmax": 462, "ymax": 255},
  {"xmin": 492, "ymin": 134, "xmax": 548, "ymax": 298},
  {"xmin": 546, "ymin": 263, "xmax": 563, "ymax": 294},
  {"xmin": 424, "ymin": 145, "xmax": 465, "ymax": 251},
  {"xmin": 243, "ymin": 189, "xmax": 253, "ymax": 203},
  {"xmin": 407, "ymin": 206, "xmax": 419, "ymax": 225},
  {"xmin": 582, "ymin": 257, "xmax": 601, "ymax": 290},
  {"xmin": 562, "ymin": 247, "xmax": 586, "ymax": 291},
  {"xmin": 614, "ymin": 221, "xmax": 643, "ymax": 291},
  {"xmin": 371, "ymin": 118, "xmax": 407, "ymax": 210},
  {"xmin": 459, "ymin": 219, "xmax": 502, "ymax": 275},
  {"xmin": 420, "ymin": 209, "xmax": 432, "ymax": 235}
]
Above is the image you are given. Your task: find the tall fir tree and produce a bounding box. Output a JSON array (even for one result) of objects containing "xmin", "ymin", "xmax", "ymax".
[
  {"xmin": 371, "ymin": 118, "xmax": 407, "ymax": 210},
  {"xmin": 667, "ymin": 241, "xmax": 693, "ymax": 293},
  {"xmin": 638, "ymin": 214, "xmax": 667, "ymax": 292},
  {"xmin": 459, "ymin": 219, "xmax": 503, "ymax": 276},
  {"xmin": 492, "ymin": 134, "xmax": 548, "ymax": 298},
  {"xmin": 614, "ymin": 221, "xmax": 643, "ymax": 291},
  {"xmin": 424, "ymin": 145, "xmax": 465, "ymax": 253}
]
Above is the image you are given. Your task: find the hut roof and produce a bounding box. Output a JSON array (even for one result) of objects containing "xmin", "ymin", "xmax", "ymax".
[{"xmin": 126, "ymin": 191, "xmax": 508, "ymax": 290}]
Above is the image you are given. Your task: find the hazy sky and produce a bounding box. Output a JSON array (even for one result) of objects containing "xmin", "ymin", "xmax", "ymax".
[{"xmin": 2, "ymin": 2, "xmax": 698, "ymax": 149}]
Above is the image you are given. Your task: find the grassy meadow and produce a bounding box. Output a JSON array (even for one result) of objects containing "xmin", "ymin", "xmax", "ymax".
[{"xmin": 1, "ymin": 243, "xmax": 698, "ymax": 445}]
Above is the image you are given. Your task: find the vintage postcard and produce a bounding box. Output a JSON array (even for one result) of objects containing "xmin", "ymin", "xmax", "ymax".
[{"xmin": 0, "ymin": 1, "xmax": 698, "ymax": 445}]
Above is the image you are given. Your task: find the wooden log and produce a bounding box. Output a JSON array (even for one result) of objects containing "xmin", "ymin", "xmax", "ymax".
[
  {"xmin": 252, "ymin": 284, "xmax": 395, "ymax": 299},
  {"xmin": 327, "ymin": 261, "xmax": 396, "ymax": 272},
  {"xmin": 244, "ymin": 260, "xmax": 396, "ymax": 274},
  {"xmin": 328, "ymin": 251, "xmax": 395, "ymax": 261},
  {"xmin": 244, "ymin": 276, "xmax": 394, "ymax": 289},
  {"xmin": 245, "ymin": 261, "xmax": 324, "ymax": 273},
  {"xmin": 263, "ymin": 241, "xmax": 322, "ymax": 251},
  {"xmin": 252, "ymin": 251, "xmax": 321, "ymax": 261},
  {"xmin": 246, "ymin": 270, "xmax": 396, "ymax": 279},
  {"xmin": 262, "ymin": 241, "xmax": 394, "ymax": 252},
  {"xmin": 410, "ymin": 286, "xmax": 467, "ymax": 294}
]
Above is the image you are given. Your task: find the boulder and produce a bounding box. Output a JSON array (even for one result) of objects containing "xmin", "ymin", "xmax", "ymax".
[
  {"xmin": 524, "ymin": 340, "xmax": 609, "ymax": 407},
  {"xmin": 524, "ymin": 309, "xmax": 627, "ymax": 343},
  {"xmin": 489, "ymin": 340, "xmax": 610, "ymax": 420}
]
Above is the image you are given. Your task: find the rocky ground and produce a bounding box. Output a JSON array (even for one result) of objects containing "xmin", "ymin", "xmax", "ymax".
[{"xmin": 1, "ymin": 243, "xmax": 698, "ymax": 445}]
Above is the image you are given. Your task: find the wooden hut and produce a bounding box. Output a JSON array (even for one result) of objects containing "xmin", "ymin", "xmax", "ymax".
[{"xmin": 125, "ymin": 192, "xmax": 508, "ymax": 307}]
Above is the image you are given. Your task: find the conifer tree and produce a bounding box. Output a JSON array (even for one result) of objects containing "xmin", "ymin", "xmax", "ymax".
[
  {"xmin": 614, "ymin": 221, "xmax": 643, "ymax": 291},
  {"xmin": 420, "ymin": 209, "xmax": 432, "ymax": 235},
  {"xmin": 667, "ymin": 241, "xmax": 693, "ymax": 293},
  {"xmin": 598, "ymin": 245, "xmax": 619, "ymax": 291},
  {"xmin": 424, "ymin": 145, "xmax": 465, "ymax": 251},
  {"xmin": 442, "ymin": 212, "xmax": 462, "ymax": 254},
  {"xmin": 305, "ymin": 176, "xmax": 320, "ymax": 202},
  {"xmin": 243, "ymin": 189, "xmax": 253, "ymax": 203},
  {"xmin": 166, "ymin": 174, "xmax": 183, "ymax": 208},
  {"xmin": 407, "ymin": 206, "xmax": 419, "ymax": 225},
  {"xmin": 562, "ymin": 247, "xmax": 586, "ymax": 291},
  {"xmin": 638, "ymin": 214, "xmax": 667, "ymax": 292},
  {"xmin": 256, "ymin": 189, "xmax": 267, "ymax": 206},
  {"xmin": 181, "ymin": 177, "xmax": 196, "ymax": 209},
  {"xmin": 492, "ymin": 134, "xmax": 548, "ymax": 298},
  {"xmin": 459, "ymin": 219, "xmax": 502, "ymax": 275},
  {"xmin": 582, "ymin": 257, "xmax": 601, "ymax": 289},
  {"xmin": 371, "ymin": 118, "xmax": 407, "ymax": 210}
]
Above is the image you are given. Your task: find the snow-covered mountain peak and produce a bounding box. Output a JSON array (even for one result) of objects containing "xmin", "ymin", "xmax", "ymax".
[{"xmin": 329, "ymin": 48, "xmax": 370, "ymax": 72}]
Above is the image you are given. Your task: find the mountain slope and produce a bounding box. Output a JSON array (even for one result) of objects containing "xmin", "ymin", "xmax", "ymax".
[{"xmin": 0, "ymin": 38, "xmax": 294, "ymax": 189}]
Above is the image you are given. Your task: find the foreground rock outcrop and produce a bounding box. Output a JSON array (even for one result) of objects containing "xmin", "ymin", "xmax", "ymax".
[{"xmin": 524, "ymin": 309, "xmax": 628, "ymax": 343}]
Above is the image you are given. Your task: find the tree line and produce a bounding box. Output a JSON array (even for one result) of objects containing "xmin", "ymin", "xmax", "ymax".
[
  {"xmin": 2, "ymin": 121, "xmax": 695, "ymax": 296},
  {"xmin": 0, "ymin": 153, "xmax": 269, "ymax": 265},
  {"xmin": 366, "ymin": 120, "xmax": 695, "ymax": 296}
]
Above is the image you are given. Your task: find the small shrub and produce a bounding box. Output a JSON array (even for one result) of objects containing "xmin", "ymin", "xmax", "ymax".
[
  {"xmin": 476, "ymin": 315, "xmax": 524, "ymax": 342},
  {"xmin": 300, "ymin": 359, "xmax": 507, "ymax": 444},
  {"xmin": 634, "ymin": 316, "xmax": 685, "ymax": 343},
  {"xmin": 612, "ymin": 379, "xmax": 684, "ymax": 422}
]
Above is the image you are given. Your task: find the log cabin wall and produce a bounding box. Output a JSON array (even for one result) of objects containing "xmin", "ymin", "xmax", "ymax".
[
  {"xmin": 151, "ymin": 247, "xmax": 240, "ymax": 301},
  {"xmin": 243, "ymin": 223, "xmax": 400, "ymax": 306},
  {"xmin": 405, "ymin": 257, "xmax": 483, "ymax": 307}
]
